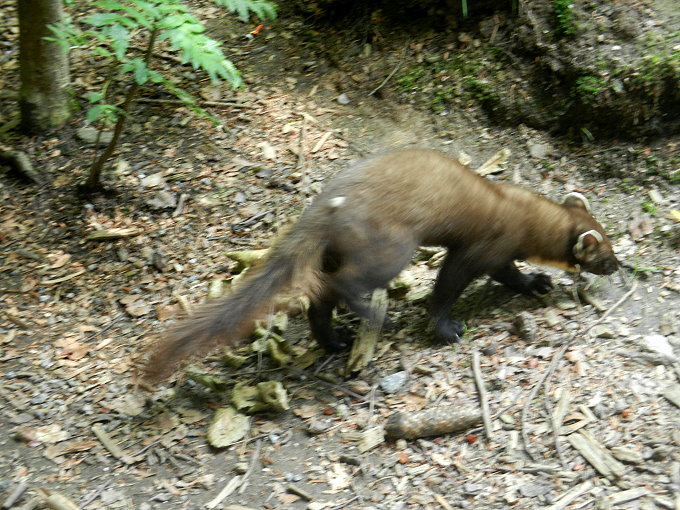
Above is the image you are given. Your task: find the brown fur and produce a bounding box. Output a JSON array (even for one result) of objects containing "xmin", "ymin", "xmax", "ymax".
[{"xmin": 140, "ymin": 149, "xmax": 618, "ymax": 383}]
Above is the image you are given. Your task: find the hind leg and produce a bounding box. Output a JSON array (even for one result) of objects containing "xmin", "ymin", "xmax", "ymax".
[
  {"xmin": 309, "ymin": 236, "xmax": 417, "ymax": 351},
  {"xmin": 308, "ymin": 289, "xmax": 346, "ymax": 351}
]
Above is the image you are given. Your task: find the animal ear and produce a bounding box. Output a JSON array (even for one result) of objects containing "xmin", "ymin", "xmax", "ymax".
[
  {"xmin": 563, "ymin": 192, "xmax": 591, "ymax": 212},
  {"xmin": 573, "ymin": 229, "xmax": 603, "ymax": 259}
]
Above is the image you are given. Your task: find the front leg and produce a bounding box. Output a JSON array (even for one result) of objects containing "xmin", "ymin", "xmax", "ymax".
[
  {"xmin": 490, "ymin": 262, "xmax": 553, "ymax": 295},
  {"xmin": 430, "ymin": 250, "xmax": 483, "ymax": 344}
]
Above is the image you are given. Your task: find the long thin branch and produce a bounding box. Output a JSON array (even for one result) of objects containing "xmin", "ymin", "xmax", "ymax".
[
  {"xmin": 472, "ymin": 350, "xmax": 494, "ymax": 441},
  {"xmin": 83, "ymin": 27, "xmax": 160, "ymax": 191},
  {"xmin": 521, "ymin": 279, "xmax": 638, "ymax": 460}
]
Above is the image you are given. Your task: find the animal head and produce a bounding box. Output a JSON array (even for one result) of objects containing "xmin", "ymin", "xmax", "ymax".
[{"xmin": 562, "ymin": 193, "xmax": 619, "ymax": 275}]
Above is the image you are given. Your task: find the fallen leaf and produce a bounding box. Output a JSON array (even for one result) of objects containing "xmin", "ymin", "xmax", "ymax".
[
  {"xmin": 629, "ymin": 216, "xmax": 653, "ymax": 241},
  {"xmin": 54, "ymin": 337, "xmax": 89, "ymax": 361},
  {"xmin": 124, "ymin": 300, "xmax": 152, "ymax": 317},
  {"xmin": 206, "ymin": 407, "xmax": 250, "ymax": 448}
]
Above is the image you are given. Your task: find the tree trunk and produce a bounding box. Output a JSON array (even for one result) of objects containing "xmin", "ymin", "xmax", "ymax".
[{"xmin": 18, "ymin": 0, "xmax": 71, "ymax": 134}]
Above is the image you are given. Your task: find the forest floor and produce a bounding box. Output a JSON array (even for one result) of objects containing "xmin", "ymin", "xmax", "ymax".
[{"xmin": 1, "ymin": 0, "xmax": 679, "ymax": 509}]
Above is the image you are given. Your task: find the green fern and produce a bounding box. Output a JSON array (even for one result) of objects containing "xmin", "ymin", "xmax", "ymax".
[{"xmin": 212, "ymin": 0, "xmax": 277, "ymax": 22}]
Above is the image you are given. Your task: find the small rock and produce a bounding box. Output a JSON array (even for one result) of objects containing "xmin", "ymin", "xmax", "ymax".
[
  {"xmin": 379, "ymin": 371, "xmax": 409, "ymax": 394},
  {"xmin": 544, "ymin": 309, "xmax": 561, "ymax": 327},
  {"xmin": 337, "ymin": 93, "xmax": 351, "ymax": 105},
  {"xmin": 641, "ymin": 334, "xmax": 677, "ymax": 361},
  {"xmin": 140, "ymin": 173, "xmax": 164, "ymax": 187},
  {"xmin": 346, "ymin": 380, "xmax": 371, "ymax": 395},
  {"xmin": 233, "ymin": 462, "xmax": 249, "ymax": 474},
  {"xmin": 528, "ymin": 142, "xmax": 552, "ymax": 159},
  {"xmin": 76, "ymin": 126, "xmax": 113, "ymax": 145},
  {"xmin": 590, "ymin": 324, "xmax": 615, "ymax": 339},
  {"xmin": 146, "ymin": 191, "xmax": 177, "ymax": 209},
  {"xmin": 307, "ymin": 420, "xmax": 332, "ymax": 435},
  {"xmin": 519, "ymin": 481, "xmax": 552, "ymax": 498},
  {"xmin": 659, "ymin": 312, "xmax": 677, "ymax": 336},
  {"xmin": 610, "ymin": 446, "xmax": 644, "ymax": 464}
]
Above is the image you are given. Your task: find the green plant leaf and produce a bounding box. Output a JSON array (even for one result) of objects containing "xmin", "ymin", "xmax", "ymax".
[
  {"xmin": 122, "ymin": 58, "xmax": 150, "ymax": 84},
  {"xmin": 87, "ymin": 104, "xmax": 115, "ymax": 123},
  {"xmin": 103, "ymin": 23, "xmax": 129, "ymax": 60},
  {"xmin": 212, "ymin": 0, "xmax": 277, "ymax": 22},
  {"xmin": 87, "ymin": 91, "xmax": 105, "ymax": 103}
]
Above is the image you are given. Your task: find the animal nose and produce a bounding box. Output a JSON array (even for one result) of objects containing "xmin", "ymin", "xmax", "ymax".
[{"xmin": 603, "ymin": 257, "xmax": 619, "ymax": 275}]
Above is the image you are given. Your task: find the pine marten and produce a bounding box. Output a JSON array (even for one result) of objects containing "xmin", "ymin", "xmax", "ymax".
[{"xmin": 141, "ymin": 149, "xmax": 619, "ymax": 383}]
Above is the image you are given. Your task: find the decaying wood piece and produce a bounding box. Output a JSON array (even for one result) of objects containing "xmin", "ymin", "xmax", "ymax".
[
  {"xmin": 205, "ymin": 476, "xmax": 243, "ymax": 509},
  {"xmin": 662, "ymin": 384, "xmax": 680, "ymax": 408},
  {"xmin": 0, "ymin": 150, "xmax": 45, "ymax": 184},
  {"xmin": 357, "ymin": 426, "xmax": 385, "ymax": 453},
  {"xmin": 91, "ymin": 423, "xmax": 136, "ymax": 465},
  {"xmin": 545, "ymin": 480, "xmax": 594, "ymax": 510},
  {"xmin": 346, "ymin": 288, "xmax": 388, "ymax": 373},
  {"xmin": 37, "ymin": 489, "xmax": 79, "ymax": 510},
  {"xmin": 567, "ymin": 429, "xmax": 626, "ymax": 482},
  {"xmin": 385, "ymin": 406, "xmax": 482, "ymax": 440}
]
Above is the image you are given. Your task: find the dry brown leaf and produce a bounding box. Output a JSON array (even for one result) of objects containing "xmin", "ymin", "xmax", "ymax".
[
  {"xmin": 629, "ymin": 216, "xmax": 653, "ymax": 241},
  {"xmin": 122, "ymin": 299, "xmax": 152, "ymax": 317},
  {"xmin": 54, "ymin": 337, "xmax": 90, "ymax": 361}
]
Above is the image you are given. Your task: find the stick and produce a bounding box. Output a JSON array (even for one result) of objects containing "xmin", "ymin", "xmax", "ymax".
[
  {"xmin": 91, "ymin": 424, "xmax": 135, "ymax": 465},
  {"xmin": 471, "ymin": 350, "xmax": 494, "ymax": 441},
  {"xmin": 521, "ymin": 280, "xmax": 638, "ymax": 460},
  {"xmin": 205, "ymin": 476, "xmax": 243, "ymax": 509},
  {"xmin": 237, "ymin": 440, "xmax": 262, "ymax": 495},
  {"xmin": 135, "ymin": 98, "xmax": 250, "ymax": 108},
  {"xmin": 2, "ymin": 482, "xmax": 28, "ymax": 509},
  {"xmin": 368, "ymin": 60, "xmax": 403, "ymax": 96}
]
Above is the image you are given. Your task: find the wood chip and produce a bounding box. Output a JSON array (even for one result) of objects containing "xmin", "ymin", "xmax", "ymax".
[{"xmin": 567, "ymin": 430, "xmax": 626, "ymax": 481}]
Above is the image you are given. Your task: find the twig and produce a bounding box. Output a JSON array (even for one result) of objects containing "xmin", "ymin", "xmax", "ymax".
[
  {"xmin": 204, "ymin": 476, "xmax": 242, "ymax": 509},
  {"xmin": 2, "ymin": 482, "xmax": 29, "ymax": 509},
  {"xmin": 471, "ymin": 350, "xmax": 494, "ymax": 441},
  {"xmin": 237, "ymin": 440, "xmax": 262, "ymax": 495},
  {"xmin": 91, "ymin": 424, "xmax": 135, "ymax": 465},
  {"xmin": 544, "ymin": 391, "xmax": 568, "ymax": 469},
  {"xmin": 173, "ymin": 193, "xmax": 189, "ymax": 217},
  {"xmin": 286, "ymin": 484, "xmax": 313, "ymax": 501},
  {"xmin": 520, "ymin": 280, "xmax": 638, "ymax": 460},
  {"xmin": 296, "ymin": 116, "xmax": 306, "ymax": 169},
  {"xmin": 135, "ymin": 97, "xmax": 250, "ymax": 108},
  {"xmin": 328, "ymin": 495, "xmax": 360, "ymax": 510},
  {"xmin": 79, "ymin": 479, "xmax": 112, "ymax": 509},
  {"xmin": 368, "ymin": 58, "xmax": 403, "ymax": 96}
]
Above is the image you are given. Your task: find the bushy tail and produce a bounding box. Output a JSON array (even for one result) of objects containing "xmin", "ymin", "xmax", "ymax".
[{"xmin": 140, "ymin": 214, "xmax": 327, "ymax": 384}]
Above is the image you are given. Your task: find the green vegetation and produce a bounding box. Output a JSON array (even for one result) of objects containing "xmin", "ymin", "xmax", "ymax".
[
  {"xmin": 397, "ymin": 47, "xmax": 503, "ymax": 115},
  {"xmin": 47, "ymin": 0, "xmax": 276, "ymax": 192},
  {"xmin": 641, "ymin": 201, "xmax": 657, "ymax": 215},
  {"xmin": 572, "ymin": 76, "xmax": 607, "ymax": 105},
  {"xmin": 554, "ymin": 0, "xmax": 576, "ymax": 36}
]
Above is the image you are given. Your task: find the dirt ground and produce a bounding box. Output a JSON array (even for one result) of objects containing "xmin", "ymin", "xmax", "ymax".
[{"xmin": 1, "ymin": 1, "xmax": 679, "ymax": 509}]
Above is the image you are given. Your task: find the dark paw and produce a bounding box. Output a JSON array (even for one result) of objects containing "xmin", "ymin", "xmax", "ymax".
[
  {"xmin": 433, "ymin": 319, "xmax": 465, "ymax": 344},
  {"xmin": 315, "ymin": 329, "xmax": 353, "ymax": 352},
  {"xmin": 526, "ymin": 273, "xmax": 553, "ymax": 295}
]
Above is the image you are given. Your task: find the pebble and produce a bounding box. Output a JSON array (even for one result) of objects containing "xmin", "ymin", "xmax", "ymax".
[
  {"xmin": 379, "ymin": 371, "xmax": 409, "ymax": 394},
  {"xmin": 641, "ymin": 334, "xmax": 677, "ymax": 361},
  {"xmin": 590, "ymin": 324, "xmax": 615, "ymax": 338},
  {"xmin": 76, "ymin": 126, "xmax": 113, "ymax": 144},
  {"xmin": 337, "ymin": 93, "xmax": 350, "ymax": 105}
]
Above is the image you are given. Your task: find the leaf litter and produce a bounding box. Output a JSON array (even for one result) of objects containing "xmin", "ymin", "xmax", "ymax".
[{"xmin": 0, "ymin": 2, "xmax": 679, "ymax": 509}]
